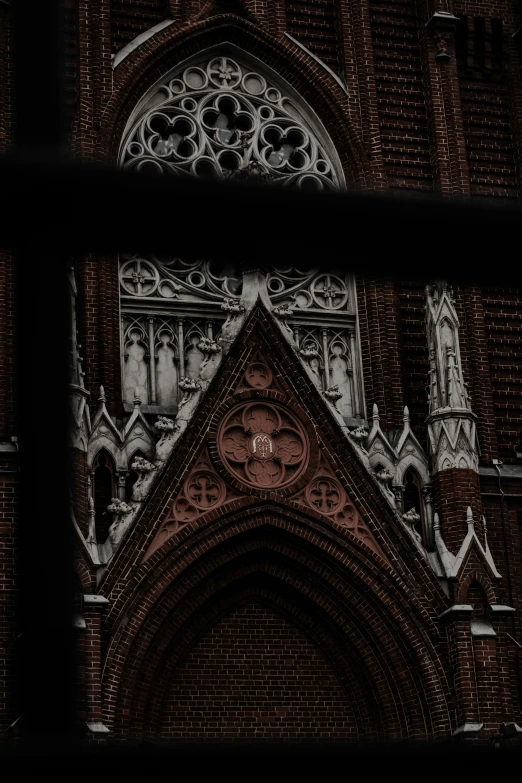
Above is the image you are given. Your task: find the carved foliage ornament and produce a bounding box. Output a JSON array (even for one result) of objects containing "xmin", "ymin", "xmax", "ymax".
[
  {"xmin": 218, "ymin": 401, "xmax": 309, "ymax": 489},
  {"xmin": 121, "ymin": 56, "xmax": 340, "ymax": 192}
]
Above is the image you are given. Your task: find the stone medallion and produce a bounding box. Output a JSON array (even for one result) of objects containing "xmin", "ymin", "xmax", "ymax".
[{"xmin": 218, "ymin": 401, "xmax": 309, "ymax": 489}]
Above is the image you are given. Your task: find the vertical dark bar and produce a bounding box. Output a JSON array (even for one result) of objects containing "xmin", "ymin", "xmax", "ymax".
[{"xmin": 14, "ymin": 0, "xmax": 76, "ymax": 748}]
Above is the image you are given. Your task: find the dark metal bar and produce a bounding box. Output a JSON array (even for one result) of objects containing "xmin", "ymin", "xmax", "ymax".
[
  {"xmin": 1, "ymin": 155, "xmax": 521, "ymax": 284},
  {"xmin": 14, "ymin": 0, "xmax": 76, "ymax": 747}
]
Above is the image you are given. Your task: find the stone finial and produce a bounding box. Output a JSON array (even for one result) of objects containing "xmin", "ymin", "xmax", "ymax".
[
  {"xmin": 372, "ymin": 403, "xmax": 379, "ymax": 421},
  {"xmin": 403, "ymin": 405, "xmax": 410, "ymax": 423},
  {"xmin": 99, "ymin": 385, "xmax": 106, "ymax": 403},
  {"xmin": 466, "ymin": 506, "xmax": 474, "ymax": 530},
  {"xmin": 133, "ymin": 387, "xmax": 142, "ymax": 408}
]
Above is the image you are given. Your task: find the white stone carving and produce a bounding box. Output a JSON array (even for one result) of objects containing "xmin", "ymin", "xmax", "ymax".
[
  {"xmin": 107, "ymin": 498, "xmax": 134, "ymax": 546},
  {"xmin": 120, "ymin": 55, "xmax": 341, "ymax": 191},
  {"xmin": 119, "ymin": 255, "xmax": 242, "ymax": 303},
  {"xmin": 293, "ymin": 327, "xmax": 362, "ymax": 418},
  {"xmin": 154, "ymin": 416, "xmax": 179, "ymax": 462},
  {"xmin": 402, "ymin": 508, "xmax": 422, "ymax": 542},
  {"xmin": 131, "ymin": 456, "xmax": 156, "ymax": 474},
  {"xmin": 154, "ymin": 415, "xmax": 177, "ymax": 433},
  {"xmin": 366, "ymin": 403, "xmax": 432, "ymax": 539},
  {"xmin": 434, "ymin": 508, "xmax": 501, "ymax": 581},
  {"xmin": 323, "ymin": 384, "xmax": 343, "ymax": 412},
  {"xmin": 425, "ymin": 281, "xmax": 479, "ymax": 473},
  {"xmin": 121, "ymin": 312, "xmax": 225, "ymax": 406},
  {"xmin": 267, "ymin": 268, "xmax": 354, "ymax": 312},
  {"xmin": 221, "ymin": 297, "xmax": 245, "ymax": 316},
  {"xmin": 347, "ymin": 425, "xmax": 369, "ymax": 452},
  {"xmin": 273, "ymin": 303, "xmax": 294, "ymax": 334},
  {"xmin": 68, "ymin": 263, "xmax": 91, "ymax": 452}
]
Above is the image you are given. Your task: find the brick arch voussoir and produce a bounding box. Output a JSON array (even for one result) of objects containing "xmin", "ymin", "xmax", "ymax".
[
  {"xmin": 97, "ymin": 17, "xmax": 372, "ymax": 186},
  {"xmin": 457, "ymin": 569, "xmax": 497, "ymax": 605},
  {"xmin": 104, "ymin": 499, "xmax": 435, "ymax": 638},
  {"xmin": 102, "ymin": 518, "xmax": 452, "ymax": 740},
  {"xmin": 102, "ymin": 506, "xmax": 451, "ymax": 716},
  {"xmin": 73, "ymin": 553, "xmax": 96, "ymax": 592},
  {"xmin": 114, "ymin": 557, "xmax": 412, "ymax": 742}
]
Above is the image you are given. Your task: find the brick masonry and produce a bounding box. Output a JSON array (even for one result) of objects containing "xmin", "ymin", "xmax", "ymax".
[{"xmin": 1, "ymin": 0, "xmax": 522, "ymax": 747}]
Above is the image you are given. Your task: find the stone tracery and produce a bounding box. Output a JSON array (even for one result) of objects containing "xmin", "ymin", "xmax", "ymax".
[{"xmin": 120, "ymin": 56, "xmax": 341, "ymax": 191}]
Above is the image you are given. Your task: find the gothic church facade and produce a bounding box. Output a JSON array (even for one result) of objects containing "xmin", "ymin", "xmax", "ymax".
[{"xmin": 1, "ymin": 0, "xmax": 522, "ymax": 744}]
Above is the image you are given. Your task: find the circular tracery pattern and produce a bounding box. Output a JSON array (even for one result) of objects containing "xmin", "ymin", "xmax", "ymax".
[
  {"xmin": 121, "ymin": 56, "xmax": 340, "ymax": 191},
  {"xmin": 218, "ymin": 402, "xmax": 309, "ymax": 489},
  {"xmin": 185, "ymin": 471, "xmax": 226, "ymax": 510},
  {"xmin": 306, "ymin": 478, "xmax": 343, "ymax": 514}
]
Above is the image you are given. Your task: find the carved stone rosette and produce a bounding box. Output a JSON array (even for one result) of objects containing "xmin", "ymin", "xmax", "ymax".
[
  {"xmin": 159, "ymin": 451, "xmax": 229, "ymax": 533},
  {"xmin": 217, "ymin": 401, "xmax": 309, "ymax": 489}
]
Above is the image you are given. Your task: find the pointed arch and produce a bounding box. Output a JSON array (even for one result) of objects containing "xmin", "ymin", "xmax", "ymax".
[
  {"xmin": 100, "ymin": 16, "xmax": 374, "ymax": 186},
  {"xmin": 402, "ymin": 466, "xmax": 429, "ymax": 546},
  {"xmin": 100, "ymin": 508, "xmax": 453, "ymax": 742},
  {"xmin": 92, "ymin": 449, "xmax": 117, "ymax": 543}
]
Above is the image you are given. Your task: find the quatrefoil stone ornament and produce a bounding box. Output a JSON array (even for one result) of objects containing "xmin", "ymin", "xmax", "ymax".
[
  {"xmin": 120, "ymin": 55, "xmax": 341, "ymax": 191},
  {"xmin": 218, "ymin": 402, "xmax": 309, "ymax": 489}
]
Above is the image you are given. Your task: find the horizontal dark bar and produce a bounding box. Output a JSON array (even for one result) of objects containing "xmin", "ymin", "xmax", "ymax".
[{"xmin": 1, "ymin": 153, "xmax": 521, "ymax": 284}]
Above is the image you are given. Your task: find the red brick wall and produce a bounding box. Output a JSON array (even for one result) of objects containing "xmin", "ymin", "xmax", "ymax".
[
  {"xmin": 395, "ymin": 280, "xmax": 429, "ymax": 447},
  {"xmin": 455, "ymin": 15, "xmax": 518, "ymax": 201},
  {"xmin": 110, "ymin": 1, "xmax": 171, "ymax": 53},
  {"xmin": 482, "ymin": 286, "xmax": 522, "ymax": 463},
  {"xmin": 285, "ymin": 0, "xmax": 341, "ymax": 74},
  {"xmin": 160, "ymin": 602, "xmax": 358, "ymax": 741},
  {"xmin": 368, "ymin": 0, "xmax": 433, "ymax": 192},
  {"xmin": 434, "ymin": 467, "xmax": 483, "ymax": 552},
  {"xmin": 356, "ymin": 277, "xmax": 405, "ymax": 428}
]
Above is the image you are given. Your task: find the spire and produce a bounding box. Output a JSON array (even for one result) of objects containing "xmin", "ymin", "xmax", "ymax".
[{"xmin": 425, "ymin": 281, "xmax": 478, "ymax": 473}]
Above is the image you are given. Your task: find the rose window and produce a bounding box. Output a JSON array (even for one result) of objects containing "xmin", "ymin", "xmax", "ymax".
[
  {"xmin": 120, "ymin": 55, "xmax": 342, "ymax": 191},
  {"xmin": 218, "ymin": 402, "xmax": 309, "ymax": 488}
]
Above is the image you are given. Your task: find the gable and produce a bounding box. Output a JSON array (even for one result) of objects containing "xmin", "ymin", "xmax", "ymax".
[{"xmin": 102, "ymin": 301, "xmax": 434, "ymax": 590}]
